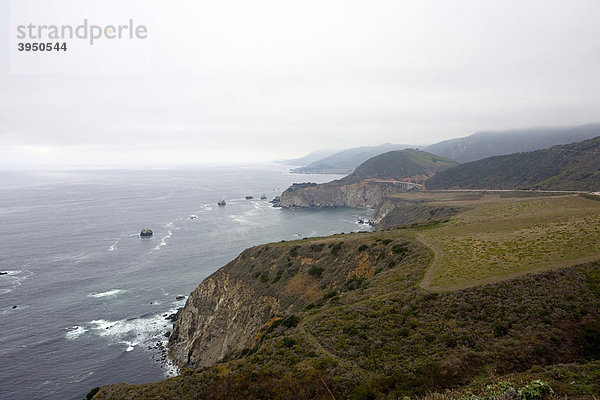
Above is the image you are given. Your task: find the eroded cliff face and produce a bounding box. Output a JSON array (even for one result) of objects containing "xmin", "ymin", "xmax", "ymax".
[
  {"xmin": 168, "ymin": 271, "xmax": 281, "ymax": 368},
  {"xmin": 371, "ymin": 197, "xmax": 462, "ymax": 229},
  {"xmin": 168, "ymin": 236, "xmax": 400, "ymax": 369},
  {"xmin": 279, "ymin": 179, "xmax": 421, "ymax": 208}
]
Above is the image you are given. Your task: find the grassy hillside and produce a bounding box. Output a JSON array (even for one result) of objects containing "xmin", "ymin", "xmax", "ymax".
[
  {"xmin": 93, "ymin": 192, "xmax": 600, "ymax": 400},
  {"xmin": 338, "ymin": 149, "xmax": 457, "ymax": 185},
  {"xmin": 291, "ymin": 143, "xmax": 416, "ymax": 175},
  {"xmin": 426, "ymin": 136, "xmax": 600, "ymax": 190},
  {"xmin": 425, "ymin": 123, "xmax": 600, "ymax": 163}
]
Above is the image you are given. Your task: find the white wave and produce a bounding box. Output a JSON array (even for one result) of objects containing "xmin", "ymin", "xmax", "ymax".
[
  {"xmin": 87, "ymin": 289, "xmax": 125, "ymax": 298},
  {"xmin": 0, "ymin": 270, "xmax": 22, "ymax": 276},
  {"xmin": 153, "ymin": 230, "xmax": 173, "ymax": 251},
  {"xmin": 65, "ymin": 325, "xmax": 88, "ymax": 340},
  {"xmin": 228, "ymin": 215, "xmax": 249, "ymax": 224},
  {"xmin": 85, "ymin": 304, "xmax": 181, "ymax": 360},
  {"xmin": 0, "ymin": 269, "xmax": 31, "ymax": 294},
  {"xmin": 108, "ymin": 236, "xmax": 121, "ymax": 251}
]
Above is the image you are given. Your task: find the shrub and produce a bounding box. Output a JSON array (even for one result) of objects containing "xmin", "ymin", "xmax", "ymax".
[
  {"xmin": 344, "ymin": 277, "xmax": 365, "ymax": 291},
  {"xmin": 323, "ymin": 290, "xmax": 338, "ymax": 300},
  {"xmin": 310, "ymin": 243, "xmax": 324, "ymax": 252},
  {"xmin": 289, "ymin": 246, "xmax": 300, "ymax": 257},
  {"xmin": 382, "ymin": 239, "xmax": 393, "ymax": 245},
  {"xmin": 357, "ymin": 244, "xmax": 369, "ymax": 252},
  {"xmin": 308, "ymin": 266, "xmax": 324, "ymax": 278},
  {"xmin": 493, "ymin": 322, "xmax": 509, "ymax": 337},
  {"xmin": 272, "ymin": 269, "xmax": 284, "ymax": 284},
  {"xmin": 282, "ymin": 315, "xmax": 300, "ymax": 328},
  {"xmin": 260, "ymin": 272, "xmax": 269, "ymax": 283},
  {"xmin": 331, "ymin": 242, "xmax": 344, "ymax": 256},
  {"xmin": 393, "ymin": 243, "xmax": 408, "ymax": 255},
  {"xmin": 579, "ymin": 321, "xmax": 600, "ymax": 359},
  {"xmin": 519, "ymin": 380, "xmax": 554, "ymax": 400}
]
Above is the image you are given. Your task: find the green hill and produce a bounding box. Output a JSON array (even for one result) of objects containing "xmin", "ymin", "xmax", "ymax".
[
  {"xmin": 339, "ymin": 149, "xmax": 458, "ymax": 184},
  {"xmin": 278, "ymin": 150, "xmax": 457, "ymax": 208},
  {"xmin": 291, "ymin": 143, "xmax": 417, "ymax": 175},
  {"xmin": 426, "ymin": 136, "xmax": 600, "ymax": 191},
  {"xmin": 425, "ymin": 123, "xmax": 600, "ymax": 163}
]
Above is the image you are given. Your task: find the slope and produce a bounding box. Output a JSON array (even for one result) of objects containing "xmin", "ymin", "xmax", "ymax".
[
  {"xmin": 426, "ymin": 136, "xmax": 600, "ymax": 190},
  {"xmin": 279, "ymin": 149, "xmax": 457, "ymax": 208},
  {"xmin": 425, "ymin": 123, "xmax": 600, "ymax": 163},
  {"xmin": 291, "ymin": 143, "xmax": 416, "ymax": 174},
  {"xmin": 93, "ymin": 192, "xmax": 600, "ymax": 400}
]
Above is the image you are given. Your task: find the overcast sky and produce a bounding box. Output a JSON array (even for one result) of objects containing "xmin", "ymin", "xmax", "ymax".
[{"xmin": 1, "ymin": 0, "xmax": 599, "ymax": 168}]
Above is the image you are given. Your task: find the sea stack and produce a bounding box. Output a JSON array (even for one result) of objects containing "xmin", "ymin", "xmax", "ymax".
[{"xmin": 140, "ymin": 229, "xmax": 153, "ymax": 237}]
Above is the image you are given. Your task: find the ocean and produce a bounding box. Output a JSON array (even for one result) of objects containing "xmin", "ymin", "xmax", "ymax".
[{"xmin": 0, "ymin": 164, "xmax": 372, "ymax": 400}]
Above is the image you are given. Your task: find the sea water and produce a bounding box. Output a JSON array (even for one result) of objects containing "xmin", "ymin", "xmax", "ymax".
[{"xmin": 0, "ymin": 164, "xmax": 372, "ymax": 400}]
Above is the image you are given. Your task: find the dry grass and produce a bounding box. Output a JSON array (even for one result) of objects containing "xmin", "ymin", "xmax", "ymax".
[{"xmin": 419, "ymin": 195, "xmax": 600, "ymax": 289}]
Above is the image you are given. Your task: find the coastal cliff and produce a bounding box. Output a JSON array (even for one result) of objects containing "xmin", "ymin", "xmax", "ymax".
[
  {"xmin": 279, "ymin": 179, "xmax": 420, "ymax": 208},
  {"xmin": 279, "ymin": 149, "xmax": 457, "ymax": 208},
  {"xmin": 168, "ymin": 235, "xmax": 398, "ymax": 369},
  {"xmin": 94, "ymin": 192, "xmax": 600, "ymax": 399},
  {"xmin": 169, "ymin": 271, "xmax": 282, "ymax": 367}
]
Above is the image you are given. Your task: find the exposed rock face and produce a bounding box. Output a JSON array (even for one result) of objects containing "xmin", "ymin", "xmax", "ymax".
[
  {"xmin": 169, "ymin": 269, "xmax": 281, "ymax": 368},
  {"xmin": 371, "ymin": 197, "xmax": 461, "ymax": 230},
  {"xmin": 167, "ymin": 237, "xmax": 394, "ymax": 369},
  {"xmin": 279, "ymin": 179, "xmax": 421, "ymax": 208}
]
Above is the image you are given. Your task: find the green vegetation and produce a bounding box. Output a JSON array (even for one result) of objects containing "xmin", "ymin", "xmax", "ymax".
[
  {"xmin": 424, "ymin": 123, "xmax": 600, "ymax": 163},
  {"xmin": 93, "ymin": 192, "xmax": 600, "ymax": 400},
  {"xmin": 426, "ymin": 136, "xmax": 600, "ymax": 191},
  {"xmin": 308, "ymin": 266, "xmax": 324, "ymax": 278},
  {"xmin": 419, "ymin": 194, "xmax": 600, "ymax": 290},
  {"xmin": 340, "ymin": 148, "xmax": 457, "ymax": 185}
]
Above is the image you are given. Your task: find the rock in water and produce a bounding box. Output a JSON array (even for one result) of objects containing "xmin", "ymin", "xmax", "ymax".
[
  {"xmin": 260, "ymin": 193, "xmax": 267, "ymax": 200},
  {"xmin": 165, "ymin": 313, "xmax": 178, "ymax": 322},
  {"xmin": 245, "ymin": 195, "xmax": 254, "ymax": 200},
  {"xmin": 217, "ymin": 199, "xmax": 226, "ymax": 206},
  {"xmin": 269, "ymin": 196, "xmax": 281, "ymax": 207},
  {"xmin": 140, "ymin": 229, "xmax": 153, "ymax": 237},
  {"xmin": 0, "ymin": 272, "xmax": 7, "ymax": 275}
]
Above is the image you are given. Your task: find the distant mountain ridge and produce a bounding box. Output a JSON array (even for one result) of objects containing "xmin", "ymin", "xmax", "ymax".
[
  {"xmin": 277, "ymin": 149, "xmax": 341, "ymax": 166},
  {"xmin": 291, "ymin": 143, "xmax": 416, "ymax": 174},
  {"xmin": 426, "ymin": 136, "xmax": 600, "ymax": 191},
  {"xmin": 425, "ymin": 123, "xmax": 600, "ymax": 163}
]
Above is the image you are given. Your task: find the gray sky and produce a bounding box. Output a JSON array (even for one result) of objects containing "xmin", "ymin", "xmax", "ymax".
[{"xmin": 1, "ymin": 0, "xmax": 599, "ymax": 168}]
